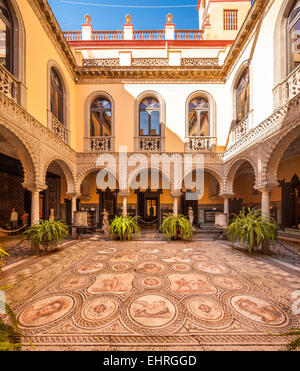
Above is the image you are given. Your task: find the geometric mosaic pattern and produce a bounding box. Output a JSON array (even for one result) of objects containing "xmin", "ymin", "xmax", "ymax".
[{"xmin": 1, "ymin": 240, "xmax": 300, "ymax": 351}]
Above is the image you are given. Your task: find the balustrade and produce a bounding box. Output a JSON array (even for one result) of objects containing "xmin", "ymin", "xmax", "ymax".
[
  {"xmin": 189, "ymin": 137, "xmax": 216, "ymax": 151},
  {"xmin": 0, "ymin": 64, "xmax": 19, "ymax": 103},
  {"xmin": 89, "ymin": 137, "xmax": 111, "ymax": 151},
  {"xmin": 50, "ymin": 114, "xmax": 69, "ymax": 144},
  {"xmin": 139, "ymin": 137, "xmax": 161, "ymax": 151}
]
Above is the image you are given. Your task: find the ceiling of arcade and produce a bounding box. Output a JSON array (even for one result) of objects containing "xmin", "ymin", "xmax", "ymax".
[{"xmin": 28, "ymin": 0, "xmax": 270, "ymax": 82}]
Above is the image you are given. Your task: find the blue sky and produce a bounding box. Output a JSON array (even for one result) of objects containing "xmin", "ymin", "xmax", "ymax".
[{"xmin": 48, "ymin": 0, "xmax": 200, "ymax": 31}]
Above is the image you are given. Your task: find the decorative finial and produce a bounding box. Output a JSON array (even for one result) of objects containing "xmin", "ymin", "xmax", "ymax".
[
  {"xmin": 84, "ymin": 14, "xmax": 91, "ymax": 25},
  {"xmin": 125, "ymin": 14, "xmax": 132, "ymax": 25},
  {"xmin": 166, "ymin": 13, "xmax": 173, "ymax": 24}
]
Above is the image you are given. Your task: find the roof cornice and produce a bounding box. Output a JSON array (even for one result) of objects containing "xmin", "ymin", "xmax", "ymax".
[{"xmin": 29, "ymin": 0, "xmax": 269, "ymax": 82}]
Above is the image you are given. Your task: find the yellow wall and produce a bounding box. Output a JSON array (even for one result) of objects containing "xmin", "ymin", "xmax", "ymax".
[{"xmin": 16, "ymin": 0, "xmax": 77, "ymax": 148}]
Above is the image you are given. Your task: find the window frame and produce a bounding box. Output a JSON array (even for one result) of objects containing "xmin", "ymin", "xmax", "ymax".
[
  {"xmin": 235, "ymin": 68, "xmax": 250, "ymax": 124},
  {"xmin": 287, "ymin": 1, "xmax": 300, "ymax": 74},
  {"xmin": 90, "ymin": 97, "xmax": 112, "ymax": 137},
  {"xmin": 0, "ymin": 0, "xmax": 13, "ymax": 73},
  {"xmin": 139, "ymin": 97, "xmax": 161, "ymax": 137},
  {"xmin": 50, "ymin": 67, "xmax": 64, "ymax": 125},
  {"xmin": 188, "ymin": 97, "xmax": 210, "ymax": 137},
  {"xmin": 223, "ymin": 9, "xmax": 238, "ymax": 31}
]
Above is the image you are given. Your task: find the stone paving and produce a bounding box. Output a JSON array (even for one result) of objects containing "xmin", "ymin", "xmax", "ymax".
[{"xmin": 1, "ymin": 239, "xmax": 300, "ymax": 351}]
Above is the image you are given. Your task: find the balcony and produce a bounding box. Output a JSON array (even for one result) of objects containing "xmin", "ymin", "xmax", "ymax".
[
  {"xmin": 88, "ymin": 137, "xmax": 112, "ymax": 151},
  {"xmin": 49, "ymin": 113, "xmax": 70, "ymax": 144},
  {"xmin": 189, "ymin": 137, "xmax": 216, "ymax": 151},
  {"xmin": 282, "ymin": 64, "xmax": 300, "ymax": 104},
  {"xmin": 139, "ymin": 136, "xmax": 161, "ymax": 152},
  {"xmin": 0, "ymin": 64, "xmax": 19, "ymax": 104},
  {"xmin": 230, "ymin": 116, "xmax": 249, "ymax": 145}
]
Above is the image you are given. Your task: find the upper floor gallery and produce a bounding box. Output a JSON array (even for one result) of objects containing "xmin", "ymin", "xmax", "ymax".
[{"xmin": 0, "ymin": 0, "xmax": 299, "ymax": 154}]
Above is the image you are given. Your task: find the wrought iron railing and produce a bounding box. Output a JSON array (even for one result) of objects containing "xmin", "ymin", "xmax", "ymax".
[
  {"xmin": 189, "ymin": 137, "xmax": 216, "ymax": 151},
  {"xmin": 89, "ymin": 137, "xmax": 111, "ymax": 151},
  {"xmin": 0, "ymin": 64, "xmax": 19, "ymax": 103},
  {"xmin": 139, "ymin": 136, "xmax": 161, "ymax": 151}
]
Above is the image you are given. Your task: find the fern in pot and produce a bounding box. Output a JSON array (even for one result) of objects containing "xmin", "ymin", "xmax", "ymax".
[
  {"xmin": 161, "ymin": 214, "xmax": 193, "ymax": 242},
  {"xmin": 110, "ymin": 215, "xmax": 140, "ymax": 241},
  {"xmin": 227, "ymin": 208, "xmax": 277, "ymax": 256},
  {"xmin": 24, "ymin": 220, "xmax": 69, "ymax": 255}
]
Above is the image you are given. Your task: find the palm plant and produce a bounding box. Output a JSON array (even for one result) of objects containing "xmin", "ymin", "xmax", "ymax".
[
  {"xmin": 23, "ymin": 220, "xmax": 69, "ymax": 254},
  {"xmin": 270, "ymin": 329, "xmax": 300, "ymax": 351},
  {"xmin": 0, "ymin": 244, "xmax": 9, "ymax": 273},
  {"xmin": 161, "ymin": 214, "xmax": 193, "ymax": 242},
  {"xmin": 110, "ymin": 215, "xmax": 140, "ymax": 241},
  {"xmin": 227, "ymin": 208, "xmax": 277, "ymax": 256},
  {"xmin": 0, "ymin": 300, "xmax": 22, "ymax": 351}
]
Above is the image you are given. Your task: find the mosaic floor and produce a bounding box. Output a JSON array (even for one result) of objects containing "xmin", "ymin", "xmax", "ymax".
[{"xmin": 1, "ymin": 240, "xmax": 300, "ymax": 351}]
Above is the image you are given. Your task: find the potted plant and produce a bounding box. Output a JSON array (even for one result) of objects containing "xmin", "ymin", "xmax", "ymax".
[
  {"xmin": 110, "ymin": 215, "xmax": 140, "ymax": 241},
  {"xmin": 161, "ymin": 214, "xmax": 193, "ymax": 242},
  {"xmin": 24, "ymin": 220, "xmax": 69, "ymax": 255},
  {"xmin": 227, "ymin": 208, "xmax": 277, "ymax": 256}
]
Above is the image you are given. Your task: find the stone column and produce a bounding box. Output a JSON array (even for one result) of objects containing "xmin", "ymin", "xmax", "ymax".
[
  {"xmin": 31, "ymin": 191, "xmax": 40, "ymax": 224},
  {"xmin": 261, "ymin": 189, "xmax": 271, "ymax": 220},
  {"xmin": 120, "ymin": 191, "xmax": 130, "ymax": 217},
  {"xmin": 220, "ymin": 193, "xmax": 234, "ymax": 222},
  {"xmin": 67, "ymin": 193, "xmax": 81, "ymax": 239},
  {"xmin": 171, "ymin": 191, "xmax": 182, "ymax": 216}
]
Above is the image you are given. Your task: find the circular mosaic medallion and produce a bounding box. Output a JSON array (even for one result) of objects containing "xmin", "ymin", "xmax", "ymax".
[
  {"xmin": 129, "ymin": 294, "xmax": 176, "ymax": 327},
  {"xmin": 111, "ymin": 263, "xmax": 130, "ymax": 272},
  {"xmin": 230, "ymin": 295, "xmax": 286, "ymax": 326},
  {"xmin": 188, "ymin": 298, "xmax": 223, "ymax": 321},
  {"xmin": 161, "ymin": 253, "xmax": 191, "ymax": 263},
  {"xmin": 58, "ymin": 276, "xmax": 92, "ymax": 291},
  {"xmin": 195, "ymin": 262, "xmax": 228, "ymax": 274},
  {"xmin": 192, "ymin": 255, "xmax": 211, "ymax": 262},
  {"xmin": 18, "ymin": 295, "xmax": 74, "ymax": 328},
  {"xmin": 210, "ymin": 276, "xmax": 243, "ymax": 291},
  {"xmin": 142, "ymin": 254, "xmax": 157, "ymax": 261},
  {"xmin": 91, "ymin": 255, "xmax": 108, "ymax": 262},
  {"xmin": 83, "ymin": 298, "xmax": 118, "ymax": 322},
  {"xmin": 172, "ymin": 263, "xmax": 190, "ymax": 272},
  {"xmin": 97, "ymin": 247, "xmax": 117, "ymax": 254},
  {"xmin": 137, "ymin": 261, "xmax": 166, "ymax": 274},
  {"xmin": 75, "ymin": 261, "xmax": 104, "ymax": 274},
  {"xmin": 140, "ymin": 277, "xmax": 164, "ymax": 289},
  {"xmin": 183, "ymin": 296, "xmax": 232, "ymax": 329}
]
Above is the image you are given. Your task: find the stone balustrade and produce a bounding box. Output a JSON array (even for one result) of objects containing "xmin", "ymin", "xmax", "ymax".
[
  {"xmin": 50, "ymin": 114, "xmax": 70, "ymax": 144},
  {"xmin": 230, "ymin": 116, "xmax": 249, "ymax": 145},
  {"xmin": 282, "ymin": 64, "xmax": 300, "ymax": 104},
  {"xmin": 139, "ymin": 136, "xmax": 161, "ymax": 152},
  {"xmin": 0, "ymin": 64, "xmax": 19, "ymax": 104}
]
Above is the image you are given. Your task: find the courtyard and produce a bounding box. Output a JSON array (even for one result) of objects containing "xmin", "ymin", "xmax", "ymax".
[{"xmin": 1, "ymin": 238, "xmax": 299, "ymax": 351}]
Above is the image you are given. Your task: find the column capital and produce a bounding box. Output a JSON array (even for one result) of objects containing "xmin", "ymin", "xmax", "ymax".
[
  {"xmin": 256, "ymin": 183, "xmax": 277, "ymax": 193},
  {"xmin": 119, "ymin": 190, "xmax": 130, "ymax": 197},
  {"xmin": 67, "ymin": 192, "xmax": 81, "ymax": 199},
  {"xmin": 219, "ymin": 193, "xmax": 235, "ymax": 200},
  {"xmin": 170, "ymin": 190, "xmax": 182, "ymax": 198},
  {"xmin": 23, "ymin": 182, "xmax": 47, "ymax": 193}
]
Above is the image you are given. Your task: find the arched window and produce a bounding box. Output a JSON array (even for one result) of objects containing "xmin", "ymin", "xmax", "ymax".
[
  {"xmin": 236, "ymin": 68, "xmax": 249, "ymax": 123},
  {"xmin": 287, "ymin": 0, "xmax": 300, "ymax": 73},
  {"xmin": 50, "ymin": 68, "xmax": 64, "ymax": 124},
  {"xmin": 0, "ymin": 0, "xmax": 13, "ymax": 72},
  {"xmin": 139, "ymin": 97, "xmax": 160, "ymax": 136},
  {"xmin": 90, "ymin": 97, "xmax": 112, "ymax": 137},
  {"xmin": 188, "ymin": 97, "xmax": 209, "ymax": 137}
]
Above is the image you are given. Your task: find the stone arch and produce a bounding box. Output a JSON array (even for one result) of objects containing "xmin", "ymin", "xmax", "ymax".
[
  {"xmin": 42, "ymin": 157, "xmax": 76, "ymax": 194},
  {"xmin": 76, "ymin": 166, "xmax": 119, "ymax": 194},
  {"xmin": 0, "ymin": 122, "xmax": 38, "ymax": 187},
  {"xmin": 128, "ymin": 165, "xmax": 172, "ymax": 191},
  {"xmin": 134, "ymin": 90, "xmax": 166, "ymax": 151},
  {"xmin": 84, "ymin": 90, "xmax": 115, "ymax": 151},
  {"xmin": 264, "ymin": 124, "xmax": 300, "ymax": 186},
  {"xmin": 185, "ymin": 90, "xmax": 217, "ymax": 138},
  {"xmin": 47, "ymin": 60, "xmax": 71, "ymax": 133},
  {"xmin": 223, "ymin": 156, "xmax": 258, "ymax": 194}
]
